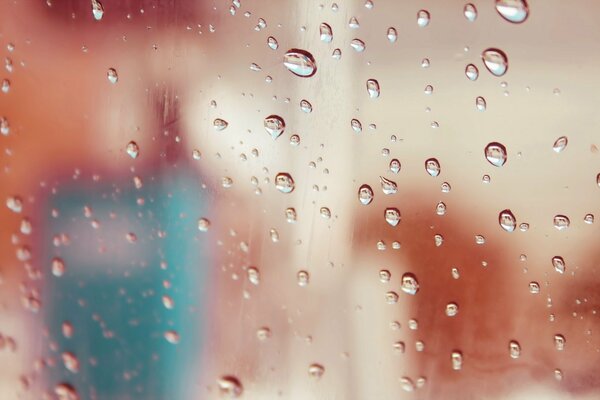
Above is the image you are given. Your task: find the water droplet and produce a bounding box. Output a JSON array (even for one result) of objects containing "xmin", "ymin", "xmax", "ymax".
[
  {"xmin": 417, "ymin": 10, "xmax": 431, "ymax": 27},
  {"xmin": 495, "ymin": 0, "xmax": 529, "ymax": 24},
  {"xmin": 387, "ymin": 27, "xmax": 398, "ymax": 43},
  {"xmin": 247, "ymin": 266, "xmax": 260, "ymax": 285},
  {"xmin": 366, "ymin": 79, "xmax": 380, "ymax": 98},
  {"xmin": 332, "ymin": 48, "xmax": 342, "ymax": 59},
  {"xmin": 475, "ymin": 235, "xmax": 486, "ymax": 245},
  {"xmin": 529, "ymin": 281, "xmax": 540, "ymax": 294},
  {"xmin": 358, "ymin": 184, "xmax": 374, "ymax": 205},
  {"xmin": 62, "ymin": 352, "xmax": 80, "ymax": 373},
  {"xmin": 421, "ymin": 58, "xmax": 431, "ymax": 68},
  {"xmin": 217, "ymin": 376, "xmax": 243, "ymax": 397},
  {"xmin": 393, "ymin": 341, "xmax": 405, "ymax": 353},
  {"xmin": 400, "ymin": 377, "xmax": 415, "ymax": 392},
  {"xmin": 509, "ymin": 340, "xmax": 521, "ymax": 359},
  {"xmin": 290, "ymin": 134, "xmax": 300, "ymax": 146},
  {"xmin": 164, "ymin": 330, "xmax": 180, "ymax": 344},
  {"xmin": 256, "ymin": 327, "xmax": 271, "ymax": 341},
  {"xmin": 1, "ymin": 79, "xmax": 10, "ymax": 94},
  {"xmin": 416, "ymin": 340, "xmax": 425, "ymax": 352},
  {"xmin": 425, "ymin": 158, "xmax": 441, "ymax": 177},
  {"xmin": 452, "ymin": 268, "xmax": 460, "ymax": 279},
  {"xmin": 264, "ymin": 115, "xmax": 285, "ymax": 139},
  {"xmin": 308, "ymin": 363, "xmax": 325, "ymax": 379},
  {"xmin": 553, "ymin": 136, "xmax": 568, "ymax": 153},
  {"xmin": 275, "ymin": 173, "xmax": 295, "ymax": 193},
  {"xmin": 62, "ymin": 321, "xmax": 74, "ymax": 338},
  {"xmin": 162, "ymin": 295, "xmax": 174, "ymax": 309},
  {"xmin": 554, "ymin": 334, "xmax": 566, "ymax": 351},
  {"xmin": 283, "ymin": 49, "xmax": 317, "ymax": 77},
  {"xmin": 385, "ymin": 291, "xmax": 399, "ymax": 304},
  {"xmin": 584, "ymin": 213, "xmax": 595, "ymax": 224},
  {"xmin": 401, "ymin": 273, "xmax": 419, "ymax": 295},
  {"xmin": 267, "ymin": 36, "xmax": 279, "ymax": 50},
  {"xmin": 55, "ymin": 383, "xmax": 79, "ymax": 400},
  {"xmin": 300, "ymin": 99, "xmax": 312, "ymax": 113},
  {"xmin": 464, "ymin": 3, "xmax": 478, "ymax": 22},
  {"xmin": 384, "ymin": 208, "xmax": 401, "ymax": 226},
  {"xmin": 297, "ymin": 270, "xmax": 310, "ymax": 286},
  {"xmin": 350, "ymin": 38, "xmax": 366, "ymax": 52},
  {"xmin": 552, "ymin": 256, "xmax": 566, "ymax": 274},
  {"xmin": 465, "ymin": 64, "xmax": 479, "ymax": 81},
  {"xmin": 107, "ymin": 68, "xmax": 118, "ymax": 83},
  {"xmin": 348, "ymin": 16, "xmax": 360, "ymax": 29},
  {"xmin": 482, "ymin": 48, "xmax": 509, "ymax": 77},
  {"xmin": 499, "ymin": 209, "xmax": 517, "ymax": 232},
  {"xmin": 197, "ymin": 217, "xmax": 211, "ymax": 232},
  {"xmin": 451, "ymin": 351, "xmax": 463, "ymax": 370},
  {"xmin": 389, "ymin": 159, "xmax": 401, "ymax": 173},
  {"xmin": 485, "ymin": 142, "xmax": 507, "ymax": 167},
  {"xmin": 255, "ymin": 18, "xmax": 267, "ymax": 31},
  {"xmin": 434, "ymin": 234, "xmax": 444, "ymax": 247},
  {"xmin": 554, "ymin": 369, "xmax": 563, "ymax": 381},
  {"xmin": 269, "ymin": 228, "xmax": 280, "ymax": 242},
  {"xmin": 213, "ymin": 119, "xmax": 231, "ymax": 133},
  {"xmin": 424, "ymin": 85, "xmax": 433, "ymax": 95},
  {"xmin": 379, "ymin": 176, "xmax": 397, "ymax": 195},
  {"xmin": 126, "ymin": 141, "xmax": 139, "ymax": 159},
  {"xmin": 379, "ymin": 270, "xmax": 391, "ymax": 283},
  {"xmin": 435, "ymin": 201, "xmax": 447, "ymax": 216},
  {"xmin": 320, "ymin": 207, "xmax": 331, "ymax": 219},
  {"xmin": 320, "ymin": 23, "xmax": 333, "ymax": 42},
  {"xmin": 445, "ymin": 302, "xmax": 459, "ymax": 317},
  {"xmin": 351, "ymin": 118, "xmax": 362, "ymax": 133},
  {"xmin": 553, "ymin": 215, "xmax": 570, "ymax": 230},
  {"xmin": 250, "ymin": 63, "xmax": 262, "ymax": 72},
  {"xmin": 285, "ymin": 208, "xmax": 297, "ymax": 223},
  {"xmin": 91, "ymin": 0, "xmax": 104, "ymax": 21},
  {"xmin": 476, "ymin": 96, "xmax": 487, "ymax": 111},
  {"xmin": 52, "ymin": 257, "xmax": 66, "ymax": 277}
]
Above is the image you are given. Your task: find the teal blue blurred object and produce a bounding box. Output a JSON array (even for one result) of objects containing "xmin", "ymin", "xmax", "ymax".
[{"xmin": 42, "ymin": 172, "xmax": 209, "ymax": 400}]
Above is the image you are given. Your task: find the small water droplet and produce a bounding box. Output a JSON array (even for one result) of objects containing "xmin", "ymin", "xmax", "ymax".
[
  {"xmin": 379, "ymin": 176, "xmax": 397, "ymax": 195},
  {"xmin": 400, "ymin": 377, "xmax": 416, "ymax": 392},
  {"xmin": 366, "ymin": 79, "xmax": 380, "ymax": 98},
  {"xmin": 256, "ymin": 327, "xmax": 271, "ymax": 341},
  {"xmin": 421, "ymin": 58, "xmax": 430, "ymax": 68},
  {"xmin": 300, "ymin": 99, "xmax": 312, "ymax": 113},
  {"xmin": 384, "ymin": 208, "xmax": 401, "ymax": 226},
  {"xmin": 553, "ymin": 215, "xmax": 570, "ymax": 231},
  {"xmin": 297, "ymin": 270, "xmax": 310, "ymax": 286},
  {"xmin": 283, "ymin": 49, "xmax": 317, "ymax": 77},
  {"xmin": 320, "ymin": 23, "xmax": 333, "ymax": 42},
  {"xmin": 425, "ymin": 158, "xmax": 441, "ymax": 177},
  {"xmin": 389, "ymin": 159, "xmax": 401, "ymax": 173},
  {"xmin": 162, "ymin": 295, "xmax": 174, "ymax": 309},
  {"xmin": 107, "ymin": 68, "xmax": 118, "ymax": 83},
  {"xmin": 552, "ymin": 256, "xmax": 566, "ymax": 274},
  {"xmin": 553, "ymin": 136, "xmax": 568, "ymax": 153},
  {"xmin": 358, "ymin": 184, "xmax": 374, "ymax": 205},
  {"xmin": 213, "ymin": 118, "xmax": 229, "ymax": 131},
  {"xmin": 126, "ymin": 141, "xmax": 139, "ymax": 159},
  {"xmin": 267, "ymin": 36, "xmax": 279, "ymax": 50},
  {"xmin": 436, "ymin": 202, "xmax": 447, "ymax": 216},
  {"xmin": 451, "ymin": 351, "xmax": 463, "ymax": 370},
  {"xmin": 379, "ymin": 270, "xmax": 391, "ymax": 283},
  {"xmin": 452, "ymin": 268, "xmax": 460, "ymax": 279},
  {"xmin": 509, "ymin": 340, "xmax": 521, "ymax": 359},
  {"xmin": 387, "ymin": 27, "xmax": 398, "ymax": 43},
  {"xmin": 290, "ymin": 134, "xmax": 301, "ymax": 146},
  {"xmin": 482, "ymin": 48, "xmax": 509, "ymax": 77},
  {"xmin": 197, "ymin": 217, "xmax": 210, "ymax": 232},
  {"xmin": 308, "ymin": 363, "xmax": 325, "ymax": 379},
  {"xmin": 385, "ymin": 291, "xmax": 399, "ymax": 304},
  {"xmin": 275, "ymin": 173, "xmax": 295, "ymax": 193},
  {"xmin": 445, "ymin": 302, "xmax": 459, "ymax": 317},
  {"xmin": 417, "ymin": 10, "xmax": 431, "ymax": 27},
  {"xmin": 55, "ymin": 383, "xmax": 79, "ymax": 400},
  {"xmin": 52, "ymin": 257, "xmax": 66, "ymax": 277},
  {"xmin": 164, "ymin": 330, "xmax": 180, "ymax": 344},
  {"xmin": 62, "ymin": 321, "xmax": 74, "ymax": 338},
  {"xmin": 348, "ymin": 16, "xmax": 360, "ymax": 29},
  {"xmin": 465, "ymin": 64, "xmax": 479, "ymax": 81},
  {"xmin": 554, "ymin": 369, "xmax": 563, "ymax": 381},
  {"xmin": 584, "ymin": 213, "xmax": 594, "ymax": 224},
  {"xmin": 401, "ymin": 273, "xmax": 419, "ymax": 295},
  {"xmin": 285, "ymin": 208, "xmax": 297, "ymax": 223},
  {"xmin": 485, "ymin": 142, "xmax": 507, "ymax": 167},
  {"xmin": 217, "ymin": 376, "xmax": 243, "ymax": 398},
  {"xmin": 269, "ymin": 228, "xmax": 280, "ymax": 242},
  {"xmin": 529, "ymin": 281, "xmax": 540, "ymax": 294},
  {"xmin": 554, "ymin": 334, "xmax": 566, "ymax": 351},
  {"xmin": 499, "ymin": 209, "xmax": 517, "ymax": 232},
  {"xmin": 475, "ymin": 234, "xmax": 486, "ymax": 245},
  {"xmin": 264, "ymin": 115, "xmax": 285, "ymax": 139},
  {"xmin": 476, "ymin": 96, "xmax": 487, "ymax": 111},
  {"xmin": 91, "ymin": 0, "xmax": 104, "ymax": 21},
  {"xmin": 441, "ymin": 182, "xmax": 451, "ymax": 193},
  {"xmin": 332, "ymin": 48, "xmax": 342, "ymax": 59},
  {"xmin": 62, "ymin": 352, "xmax": 80, "ymax": 373},
  {"xmin": 464, "ymin": 3, "xmax": 478, "ymax": 22},
  {"xmin": 320, "ymin": 207, "xmax": 331, "ymax": 219},
  {"xmin": 495, "ymin": 0, "xmax": 529, "ymax": 24},
  {"xmin": 351, "ymin": 118, "xmax": 362, "ymax": 133},
  {"xmin": 350, "ymin": 38, "xmax": 366, "ymax": 52},
  {"xmin": 434, "ymin": 234, "xmax": 444, "ymax": 247}
]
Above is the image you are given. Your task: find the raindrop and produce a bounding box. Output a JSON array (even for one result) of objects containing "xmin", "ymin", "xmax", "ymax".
[
  {"xmin": 499, "ymin": 209, "xmax": 517, "ymax": 232},
  {"xmin": 441, "ymin": 182, "xmax": 451, "ymax": 192},
  {"xmin": 197, "ymin": 217, "xmax": 211, "ymax": 232},
  {"xmin": 529, "ymin": 282, "xmax": 540, "ymax": 294},
  {"xmin": 476, "ymin": 96, "xmax": 487, "ymax": 111},
  {"xmin": 107, "ymin": 68, "xmax": 118, "ymax": 83},
  {"xmin": 290, "ymin": 134, "xmax": 301, "ymax": 146},
  {"xmin": 366, "ymin": 79, "xmax": 380, "ymax": 98},
  {"xmin": 387, "ymin": 27, "xmax": 398, "ymax": 43},
  {"xmin": 452, "ymin": 268, "xmax": 460, "ymax": 279},
  {"xmin": 320, "ymin": 207, "xmax": 331, "ymax": 219},
  {"xmin": 475, "ymin": 235, "xmax": 486, "ymax": 245},
  {"xmin": 401, "ymin": 273, "xmax": 419, "ymax": 295},
  {"xmin": 482, "ymin": 174, "xmax": 491, "ymax": 183},
  {"xmin": 267, "ymin": 36, "xmax": 279, "ymax": 50},
  {"xmin": 247, "ymin": 267, "xmax": 260, "ymax": 285},
  {"xmin": 436, "ymin": 202, "xmax": 447, "ymax": 216},
  {"xmin": 509, "ymin": 340, "xmax": 521, "ymax": 359},
  {"xmin": 421, "ymin": 58, "xmax": 430, "ymax": 68},
  {"xmin": 348, "ymin": 17, "xmax": 360, "ymax": 29},
  {"xmin": 320, "ymin": 23, "xmax": 333, "ymax": 42},
  {"xmin": 417, "ymin": 10, "xmax": 430, "ymax": 27},
  {"xmin": 445, "ymin": 302, "xmax": 459, "ymax": 317},
  {"xmin": 6, "ymin": 196, "xmax": 22, "ymax": 213},
  {"xmin": 554, "ymin": 334, "xmax": 565, "ymax": 351},
  {"xmin": 393, "ymin": 341, "xmax": 405, "ymax": 353},
  {"xmin": 386, "ymin": 291, "xmax": 399, "ymax": 304},
  {"xmin": 164, "ymin": 330, "xmax": 180, "ymax": 344},
  {"xmin": 275, "ymin": 173, "xmax": 295, "ymax": 193},
  {"xmin": 552, "ymin": 256, "xmax": 566, "ymax": 274},
  {"xmin": 308, "ymin": 363, "xmax": 325, "ymax": 379},
  {"xmin": 351, "ymin": 119, "xmax": 362, "ymax": 133},
  {"xmin": 162, "ymin": 295, "xmax": 174, "ymax": 309},
  {"xmin": 297, "ymin": 270, "xmax": 310, "ymax": 286},
  {"xmin": 495, "ymin": 0, "xmax": 529, "ymax": 24},
  {"xmin": 554, "ymin": 369, "xmax": 563, "ymax": 381},
  {"xmin": 464, "ymin": 3, "xmax": 478, "ymax": 22},
  {"xmin": 553, "ymin": 215, "xmax": 570, "ymax": 230},
  {"xmin": 400, "ymin": 377, "xmax": 415, "ymax": 392},
  {"xmin": 55, "ymin": 383, "xmax": 79, "ymax": 400},
  {"xmin": 300, "ymin": 99, "xmax": 312, "ymax": 113},
  {"xmin": 482, "ymin": 48, "xmax": 509, "ymax": 77},
  {"xmin": 283, "ymin": 49, "xmax": 317, "ymax": 77},
  {"xmin": 389, "ymin": 159, "xmax": 401, "ymax": 173},
  {"xmin": 217, "ymin": 376, "xmax": 243, "ymax": 398},
  {"xmin": 552, "ymin": 136, "xmax": 568, "ymax": 153},
  {"xmin": 285, "ymin": 208, "xmax": 297, "ymax": 223},
  {"xmin": 62, "ymin": 352, "xmax": 80, "ymax": 373},
  {"xmin": 269, "ymin": 228, "xmax": 280, "ymax": 242},
  {"xmin": 424, "ymin": 85, "xmax": 433, "ymax": 95},
  {"xmin": 416, "ymin": 341, "xmax": 425, "ymax": 351},
  {"xmin": 379, "ymin": 176, "xmax": 397, "ymax": 194},
  {"xmin": 358, "ymin": 184, "xmax": 374, "ymax": 205},
  {"xmin": 332, "ymin": 48, "xmax": 342, "ymax": 59},
  {"xmin": 350, "ymin": 39, "xmax": 366, "ymax": 52},
  {"xmin": 451, "ymin": 351, "xmax": 463, "ymax": 370},
  {"xmin": 425, "ymin": 158, "xmax": 441, "ymax": 177},
  {"xmin": 434, "ymin": 234, "xmax": 444, "ymax": 247},
  {"xmin": 384, "ymin": 208, "xmax": 401, "ymax": 226},
  {"xmin": 126, "ymin": 141, "xmax": 139, "ymax": 159},
  {"xmin": 256, "ymin": 327, "xmax": 271, "ymax": 341},
  {"xmin": 584, "ymin": 213, "xmax": 594, "ymax": 224},
  {"xmin": 213, "ymin": 118, "xmax": 229, "ymax": 131},
  {"xmin": 264, "ymin": 115, "xmax": 285, "ymax": 139},
  {"xmin": 379, "ymin": 270, "xmax": 391, "ymax": 283},
  {"xmin": 91, "ymin": 0, "xmax": 104, "ymax": 21},
  {"xmin": 62, "ymin": 321, "xmax": 74, "ymax": 338},
  {"xmin": 465, "ymin": 64, "xmax": 479, "ymax": 81},
  {"xmin": 485, "ymin": 142, "xmax": 507, "ymax": 167},
  {"xmin": 52, "ymin": 257, "xmax": 66, "ymax": 277}
]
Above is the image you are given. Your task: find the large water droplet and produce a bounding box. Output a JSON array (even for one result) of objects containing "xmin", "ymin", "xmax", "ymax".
[
  {"xmin": 358, "ymin": 184, "xmax": 374, "ymax": 205},
  {"xmin": 366, "ymin": 79, "xmax": 380, "ymax": 98},
  {"xmin": 264, "ymin": 115, "xmax": 285, "ymax": 139},
  {"xmin": 217, "ymin": 376, "xmax": 243, "ymax": 398},
  {"xmin": 464, "ymin": 3, "xmax": 478, "ymax": 22},
  {"xmin": 482, "ymin": 48, "xmax": 509, "ymax": 77},
  {"xmin": 499, "ymin": 209, "xmax": 517, "ymax": 232},
  {"xmin": 401, "ymin": 273, "xmax": 419, "ymax": 295},
  {"xmin": 379, "ymin": 176, "xmax": 397, "ymax": 194},
  {"xmin": 275, "ymin": 173, "xmax": 295, "ymax": 193},
  {"xmin": 425, "ymin": 158, "xmax": 441, "ymax": 177},
  {"xmin": 495, "ymin": 0, "xmax": 529, "ymax": 24},
  {"xmin": 320, "ymin": 23, "xmax": 333, "ymax": 42},
  {"xmin": 283, "ymin": 49, "xmax": 317, "ymax": 77},
  {"xmin": 417, "ymin": 10, "xmax": 430, "ymax": 27},
  {"xmin": 297, "ymin": 270, "xmax": 310, "ymax": 286},
  {"xmin": 485, "ymin": 142, "xmax": 507, "ymax": 167},
  {"xmin": 384, "ymin": 208, "xmax": 401, "ymax": 226},
  {"xmin": 553, "ymin": 136, "xmax": 568, "ymax": 153},
  {"xmin": 91, "ymin": 0, "xmax": 104, "ymax": 21}
]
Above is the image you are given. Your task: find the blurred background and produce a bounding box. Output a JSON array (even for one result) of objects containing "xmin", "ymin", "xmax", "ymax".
[{"xmin": 2, "ymin": 0, "xmax": 600, "ymax": 399}]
